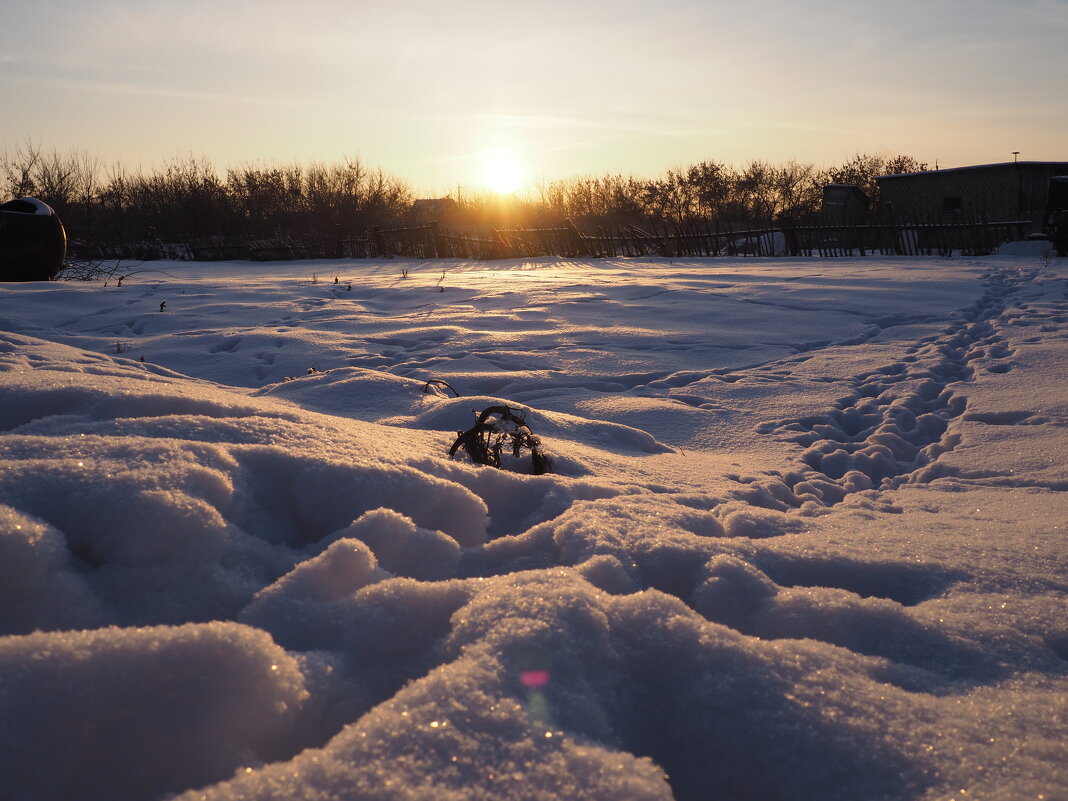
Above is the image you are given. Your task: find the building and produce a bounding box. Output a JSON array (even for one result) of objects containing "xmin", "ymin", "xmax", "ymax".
[
  {"xmin": 409, "ymin": 197, "xmax": 458, "ymax": 222},
  {"xmin": 819, "ymin": 185, "xmax": 871, "ymax": 225},
  {"xmin": 876, "ymin": 161, "xmax": 1068, "ymax": 235}
]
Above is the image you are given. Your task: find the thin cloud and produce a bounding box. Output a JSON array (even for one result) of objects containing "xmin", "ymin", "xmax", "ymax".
[{"xmin": 0, "ymin": 70, "xmax": 280, "ymax": 107}]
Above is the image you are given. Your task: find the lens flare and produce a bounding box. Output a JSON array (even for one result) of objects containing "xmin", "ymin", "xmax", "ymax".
[{"xmin": 520, "ymin": 669, "xmax": 550, "ymax": 688}]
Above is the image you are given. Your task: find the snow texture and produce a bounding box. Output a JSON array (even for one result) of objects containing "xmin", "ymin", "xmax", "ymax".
[{"xmin": 0, "ymin": 254, "xmax": 1065, "ymax": 800}]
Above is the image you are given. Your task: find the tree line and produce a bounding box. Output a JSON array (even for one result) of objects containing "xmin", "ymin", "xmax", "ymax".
[
  {"xmin": 0, "ymin": 144, "xmax": 414, "ymax": 247},
  {"xmin": 452, "ymin": 153, "xmax": 926, "ymax": 230},
  {"xmin": 1, "ymin": 141, "xmax": 927, "ymax": 248}
]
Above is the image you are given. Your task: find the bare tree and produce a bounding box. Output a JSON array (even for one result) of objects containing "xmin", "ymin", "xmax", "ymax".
[{"xmin": 1, "ymin": 138, "xmax": 43, "ymax": 198}]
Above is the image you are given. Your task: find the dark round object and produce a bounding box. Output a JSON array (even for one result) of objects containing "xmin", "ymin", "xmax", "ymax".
[{"xmin": 0, "ymin": 197, "xmax": 67, "ymax": 281}]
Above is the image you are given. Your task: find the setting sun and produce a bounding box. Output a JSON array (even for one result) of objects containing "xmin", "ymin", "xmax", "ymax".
[{"xmin": 481, "ymin": 151, "xmax": 524, "ymax": 194}]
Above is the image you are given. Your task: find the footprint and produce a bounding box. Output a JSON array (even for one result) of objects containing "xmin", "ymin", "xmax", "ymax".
[
  {"xmin": 208, "ymin": 336, "xmax": 243, "ymax": 353},
  {"xmin": 758, "ymin": 264, "xmax": 1034, "ymax": 506}
]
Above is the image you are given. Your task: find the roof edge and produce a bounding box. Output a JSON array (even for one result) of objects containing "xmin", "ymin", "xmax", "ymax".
[{"xmin": 878, "ymin": 161, "xmax": 1068, "ymax": 180}]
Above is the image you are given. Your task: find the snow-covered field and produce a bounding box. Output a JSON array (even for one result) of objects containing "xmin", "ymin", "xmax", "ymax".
[{"xmin": 0, "ymin": 252, "xmax": 1065, "ymax": 801}]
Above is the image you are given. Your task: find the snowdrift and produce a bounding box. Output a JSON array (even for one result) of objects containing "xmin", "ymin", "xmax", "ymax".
[{"xmin": 0, "ymin": 256, "xmax": 1065, "ymax": 800}]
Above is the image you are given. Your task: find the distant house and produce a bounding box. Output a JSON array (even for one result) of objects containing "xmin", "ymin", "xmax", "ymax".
[
  {"xmin": 876, "ymin": 161, "xmax": 1068, "ymax": 235},
  {"xmin": 819, "ymin": 185, "xmax": 871, "ymax": 225},
  {"xmin": 409, "ymin": 197, "xmax": 458, "ymax": 222}
]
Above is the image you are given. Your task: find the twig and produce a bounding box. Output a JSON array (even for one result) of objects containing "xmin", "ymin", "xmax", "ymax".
[{"xmin": 422, "ymin": 378, "xmax": 459, "ymax": 397}]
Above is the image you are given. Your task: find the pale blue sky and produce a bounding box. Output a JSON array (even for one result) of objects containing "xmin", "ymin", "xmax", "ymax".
[{"xmin": 2, "ymin": 0, "xmax": 1066, "ymax": 193}]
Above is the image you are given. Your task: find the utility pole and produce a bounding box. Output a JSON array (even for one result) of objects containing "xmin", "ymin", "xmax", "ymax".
[{"xmin": 1012, "ymin": 153, "xmax": 1023, "ymax": 228}]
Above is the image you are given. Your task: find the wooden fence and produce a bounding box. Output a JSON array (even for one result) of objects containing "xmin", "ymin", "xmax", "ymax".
[
  {"xmin": 366, "ymin": 217, "xmax": 1034, "ymax": 260},
  {"xmin": 75, "ymin": 216, "xmax": 1036, "ymax": 262}
]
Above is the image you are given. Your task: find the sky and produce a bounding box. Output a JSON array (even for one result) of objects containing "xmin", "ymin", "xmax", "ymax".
[{"xmin": 2, "ymin": 0, "xmax": 1067, "ymax": 195}]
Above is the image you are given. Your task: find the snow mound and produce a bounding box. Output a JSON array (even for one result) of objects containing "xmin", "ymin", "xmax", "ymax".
[{"xmin": 0, "ymin": 622, "xmax": 308, "ymax": 801}]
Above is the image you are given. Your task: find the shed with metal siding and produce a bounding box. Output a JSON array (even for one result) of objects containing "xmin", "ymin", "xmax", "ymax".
[{"xmin": 876, "ymin": 161, "xmax": 1068, "ymax": 235}]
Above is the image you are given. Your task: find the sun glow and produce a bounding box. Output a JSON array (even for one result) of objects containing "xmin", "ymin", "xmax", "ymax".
[{"xmin": 481, "ymin": 151, "xmax": 524, "ymax": 194}]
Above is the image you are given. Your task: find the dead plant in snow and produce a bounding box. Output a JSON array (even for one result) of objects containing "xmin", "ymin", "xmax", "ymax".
[{"xmin": 449, "ymin": 405, "xmax": 552, "ymax": 475}]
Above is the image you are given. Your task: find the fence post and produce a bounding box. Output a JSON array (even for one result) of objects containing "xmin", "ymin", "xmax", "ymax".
[
  {"xmin": 565, "ymin": 218, "xmax": 590, "ymax": 257},
  {"xmin": 430, "ymin": 221, "xmax": 447, "ymax": 258}
]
